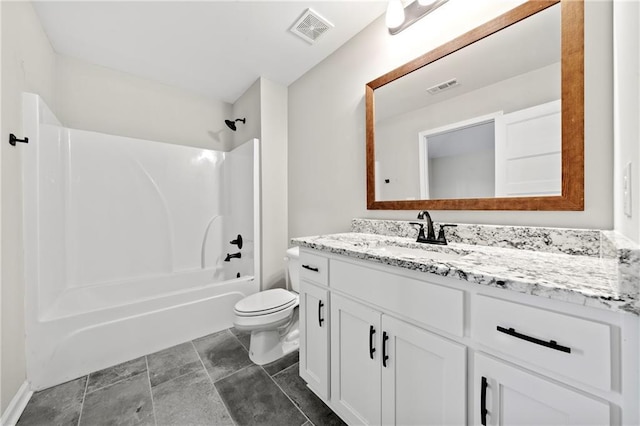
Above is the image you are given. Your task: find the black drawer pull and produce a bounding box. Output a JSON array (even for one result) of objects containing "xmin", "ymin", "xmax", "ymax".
[
  {"xmin": 382, "ymin": 331, "xmax": 389, "ymax": 367},
  {"xmin": 496, "ymin": 326, "xmax": 571, "ymax": 353},
  {"xmin": 369, "ymin": 325, "xmax": 376, "ymax": 359},
  {"xmin": 302, "ymin": 264, "xmax": 319, "ymax": 272},
  {"xmin": 318, "ymin": 300, "xmax": 324, "ymax": 327},
  {"xmin": 480, "ymin": 376, "xmax": 488, "ymax": 426}
]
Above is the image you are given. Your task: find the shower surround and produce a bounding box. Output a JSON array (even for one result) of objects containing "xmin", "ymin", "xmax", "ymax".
[{"xmin": 21, "ymin": 93, "xmax": 260, "ymax": 390}]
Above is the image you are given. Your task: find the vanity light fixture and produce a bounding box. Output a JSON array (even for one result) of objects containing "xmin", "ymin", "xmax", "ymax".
[{"xmin": 386, "ymin": 0, "xmax": 449, "ymax": 35}]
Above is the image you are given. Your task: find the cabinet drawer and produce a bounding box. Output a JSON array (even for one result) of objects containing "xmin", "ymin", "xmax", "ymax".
[
  {"xmin": 299, "ymin": 250, "xmax": 329, "ymax": 286},
  {"xmin": 472, "ymin": 295, "xmax": 612, "ymax": 391},
  {"xmin": 330, "ymin": 259, "xmax": 464, "ymax": 337}
]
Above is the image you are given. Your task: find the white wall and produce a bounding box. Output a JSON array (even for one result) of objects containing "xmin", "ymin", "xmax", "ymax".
[
  {"xmin": 1, "ymin": 1, "xmax": 56, "ymax": 414},
  {"xmin": 232, "ymin": 77, "xmax": 288, "ymax": 290},
  {"xmin": 429, "ymin": 151, "xmax": 495, "ymax": 200},
  {"xmin": 0, "ymin": 0, "xmax": 4, "ymax": 413},
  {"xmin": 259, "ymin": 78, "xmax": 288, "ymax": 289},
  {"xmin": 613, "ymin": 0, "xmax": 640, "ymax": 243},
  {"xmin": 288, "ymin": 0, "xmax": 614, "ymax": 237},
  {"xmin": 55, "ymin": 55, "xmax": 233, "ymax": 151},
  {"xmin": 232, "ymin": 79, "xmax": 261, "ymax": 150}
]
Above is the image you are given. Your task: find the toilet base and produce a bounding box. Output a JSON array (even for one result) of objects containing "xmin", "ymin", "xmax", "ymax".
[{"xmin": 248, "ymin": 318, "xmax": 299, "ymax": 365}]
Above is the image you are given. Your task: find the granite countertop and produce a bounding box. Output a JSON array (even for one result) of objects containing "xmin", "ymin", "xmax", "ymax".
[{"xmin": 292, "ymin": 232, "xmax": 639, "ymax": 315}]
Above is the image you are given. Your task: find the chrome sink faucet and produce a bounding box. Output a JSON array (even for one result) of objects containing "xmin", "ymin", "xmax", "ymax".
[{"xmin": 410, "ymin": 210, "xmax": 457, "ymax": 245}]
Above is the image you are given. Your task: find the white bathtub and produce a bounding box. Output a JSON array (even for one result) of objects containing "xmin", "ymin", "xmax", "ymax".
[
  {"xmin": 28, "ymin": 273, "xmax": 257, "ymax": 390},
  {"xmin": 22, "ymin": 93, "xmax": 262, "ymax": 390}
]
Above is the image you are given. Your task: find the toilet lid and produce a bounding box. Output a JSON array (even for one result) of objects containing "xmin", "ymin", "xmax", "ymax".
[{"xmin": 234, "ymin": 289, "xmax": 297, "ymax": 316}]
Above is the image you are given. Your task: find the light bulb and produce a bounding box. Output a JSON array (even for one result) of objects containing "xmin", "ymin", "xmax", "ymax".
[
  {"xmin": 386, "ymin": 0, "xmax": 405, "ymax": 29},
  {"xmin": 418, "ymin": 0, "xmax": 437, "ymax": 6}
]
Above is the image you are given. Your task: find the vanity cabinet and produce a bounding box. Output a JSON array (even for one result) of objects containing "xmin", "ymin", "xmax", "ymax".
[
  {"xmin": 297, "ymin": 247, "xmax": 637, "ymax": 426},
  {"xmin": 474, "ymin": 353, "xmax": 610, "ymax": 425}
]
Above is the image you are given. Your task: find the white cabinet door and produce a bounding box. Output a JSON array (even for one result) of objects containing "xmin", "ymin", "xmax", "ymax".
[
  {"xmin": 381, "ymin": 315, "xmax": 466, "ymax": 426},
  {"xmin": 331, "ymin": 294, "xmax": 382, "ymax": 425},
  {"xmin": 474, "ymin": 353, "xmax": 610, "ymax": 426},
  {"xmin": 299, "ymin": 280, "xmax": 330, "ymax": 399}
]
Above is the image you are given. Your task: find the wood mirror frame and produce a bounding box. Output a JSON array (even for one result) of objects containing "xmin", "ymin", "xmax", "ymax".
[{"xmin": 366, "ymin": 0, "xmax": 583, "ymax": 211}]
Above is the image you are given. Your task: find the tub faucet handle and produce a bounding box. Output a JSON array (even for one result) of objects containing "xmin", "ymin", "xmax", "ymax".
[{"xmin": 230, "ymin": 234, "xmax": 243, "ymax": 249}]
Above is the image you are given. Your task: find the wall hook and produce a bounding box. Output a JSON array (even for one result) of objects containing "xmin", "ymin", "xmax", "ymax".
[{"xmin": 9, "ymin": 133, "xmax": 29, "ymax": 146}]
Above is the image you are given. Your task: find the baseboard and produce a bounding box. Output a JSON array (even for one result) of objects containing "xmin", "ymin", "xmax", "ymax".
[{"xmin": 1, "ymin": 381, "xmax": 32, "ymax": 426}]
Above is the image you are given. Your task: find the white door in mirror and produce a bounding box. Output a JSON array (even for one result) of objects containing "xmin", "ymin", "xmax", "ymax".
[{"xmin": 495, "ymin": 100, "xmax": 561, "ymax": 197}]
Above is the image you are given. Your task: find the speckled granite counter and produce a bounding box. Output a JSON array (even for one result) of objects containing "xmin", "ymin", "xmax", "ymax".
[{"xmin": 292, "ymin": 226, "xmax": 640, "ymax": 315}]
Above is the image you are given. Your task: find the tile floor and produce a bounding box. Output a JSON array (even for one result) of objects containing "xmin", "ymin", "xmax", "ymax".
[{"xmin": 17, "ymin": 328, "xmax": 346, "ymax": 426}]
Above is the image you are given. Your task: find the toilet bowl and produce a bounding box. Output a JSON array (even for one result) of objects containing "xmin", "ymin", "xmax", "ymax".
[{"xmin": 233, "ymin": 247, "xmax": 300, "ymax": 365}]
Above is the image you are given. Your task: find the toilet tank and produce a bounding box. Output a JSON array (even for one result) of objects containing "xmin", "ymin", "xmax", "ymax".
[{"xmin": 286, "ymin": 247, "xmax": 300, "ymax": 293}]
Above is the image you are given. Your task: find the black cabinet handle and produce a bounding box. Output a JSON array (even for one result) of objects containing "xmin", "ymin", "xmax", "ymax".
[
  {"xmin": 369, "ymin": 326, "xmax": 376, "ymax": 359},
  {"xmin": 318, "ymin": 300, "xmax": 324, "ymax": 327},
  {"xmin": 480, "ymin": 376, "xmax": 488, "ymax": 426},
  {"xmin": 382, "ymin": 331, "xmax": 389, "ymax": 367},
  {"xmin": 496, "ymin": 326, "xmax": 571, "ymax": 353},
  {"xmin": 302, "ymin": 264, "xmax": 319, "ymax": 272}
]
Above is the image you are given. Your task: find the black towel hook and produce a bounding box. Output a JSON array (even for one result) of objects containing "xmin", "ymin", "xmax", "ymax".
[{"xmin": 9, "ymin": 134, "xmax": 29, "ymax": 146}]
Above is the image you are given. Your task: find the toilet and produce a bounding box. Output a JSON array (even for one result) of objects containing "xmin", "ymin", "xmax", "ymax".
[{"xmin": 233, "ymin": 247, "xmax": 300, "ymax": 365}]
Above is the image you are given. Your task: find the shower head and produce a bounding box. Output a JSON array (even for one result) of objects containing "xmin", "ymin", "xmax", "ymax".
[{"xmin": 225, "ymin": 118, "xmax": 246, "ymax": 131}]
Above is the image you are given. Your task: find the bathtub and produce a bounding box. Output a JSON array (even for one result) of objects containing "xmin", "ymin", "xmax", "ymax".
[
  {"xmin": 28, "ymin": 273, "xmax": 257, "ymax": 390},
  {"xmin": 22, "ymin": 93, "xmax": 261, "ymax": 390}
]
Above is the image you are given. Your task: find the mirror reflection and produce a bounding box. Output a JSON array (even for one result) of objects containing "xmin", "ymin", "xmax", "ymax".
[{"xmin": 374, "ymin": 3, "xmax": 561, "ymax": 202}]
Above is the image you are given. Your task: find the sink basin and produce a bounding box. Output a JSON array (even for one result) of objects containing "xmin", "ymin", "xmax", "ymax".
[{"xmin": 373, "ymin": 245, "xmax": 467, "ymax": 261}]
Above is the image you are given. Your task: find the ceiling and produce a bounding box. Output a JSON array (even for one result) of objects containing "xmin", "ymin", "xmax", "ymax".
[{"xmin": 33, "ymin": 1, "xmax": 387, "ymax": 104}]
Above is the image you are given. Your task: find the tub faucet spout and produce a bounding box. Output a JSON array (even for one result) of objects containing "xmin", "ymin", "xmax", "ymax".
[{"xmin": 225, "ymin": 252, "xmax": 242, "ymax": 262}]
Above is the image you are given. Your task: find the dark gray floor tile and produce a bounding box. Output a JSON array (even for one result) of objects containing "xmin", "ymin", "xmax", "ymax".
[
  {"xmin": 18, "ymin": 376, "xmax": 86, "ymax": 426},
  {"xmin": 230, "ymin": 327, "xmax": 251, "ymax": 350},
  {"xmin": 146, "ymin": 341, "xmax": 202, "ymax": 387},
  {"xmin": 79, "ymin": 372, "xmax": 153, "ymax": 426},
  {"xmin": 153, "ymin": 369, "xmax": 233, "ymax": 425},
  {"xmin": 194, "ymin": 330, "xmax": 252, "ymax": 382},
  {"xmin": 216, "ymin": 364, "xmax": 307, "ymax": 426},
  {"xmin": 262, "ymin": 350, "xmax": 299, "ymax": 376},
  {"xmin": 86, "ymin": 357, "xmax": 147, "ymax": 393},
  {"xmin": 273, "ymin": 363, "xmax": 346, "ymax": 426}
]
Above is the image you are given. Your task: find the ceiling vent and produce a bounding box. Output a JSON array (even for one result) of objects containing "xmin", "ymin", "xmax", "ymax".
[
  {"xmin": 290, "ymin": 8, "xmax": 334, "ymax": 44},
  {"xmin": 427, "ymin": 78, "xmax": 459, "ymax": 95}
]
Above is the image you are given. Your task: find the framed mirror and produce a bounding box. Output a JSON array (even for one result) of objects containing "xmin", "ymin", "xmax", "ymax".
[{"xmin": 366, "ymin": 0, "xmax": 583, "ymax": 210}]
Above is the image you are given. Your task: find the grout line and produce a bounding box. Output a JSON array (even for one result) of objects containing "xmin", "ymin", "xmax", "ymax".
[
  {"xmin": 144, "ymin": 356, "xmax": 158, "ymax": 426},
  {"xmin": 228, "ymin": 328, "xmax": 250, "ymax": 352},
  {"xmin": 263, "ymin": 363, "xmax": 311, "ymax": 426},
  {"xmin": 191, "ymin": 340, "xmax": 237, "ymax": 426},
  {"xmin": 76, "ymin": 375, "xmax": 90, "ymax": 426},
  {"xmin": 271, "ymin": 360, "xmax": 299, "ymax": 379},
  {"xmin": 146, "ymin": 364, "xmax": 202, "ymax": 389},
  {"xmin": 212, "ymin": 363, "xmax": 253, "ymax": 384},
  {"xmin": 83, "ymin": 369, "xmax": 147, "ymax": 396}
]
